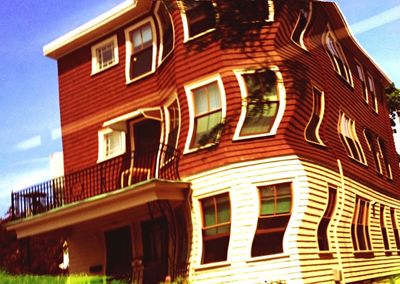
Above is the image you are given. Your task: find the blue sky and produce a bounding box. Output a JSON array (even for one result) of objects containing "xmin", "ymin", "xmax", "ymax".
[{"xmin": 0, "ymin": 0, "xmax": 400, "ymax": 217}]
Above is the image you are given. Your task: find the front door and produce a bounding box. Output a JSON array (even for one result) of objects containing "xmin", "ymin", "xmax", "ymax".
[
  {"xmin": 141, "ymin": 217, "xmax": 169, "ymax": 284},
  {"xmin": 105, "ymin": 226, "xmax": 133, "ymax": 282},
  {"xmin": 131, "ymin": 119, "xmax": 161, "ymax": 169}
]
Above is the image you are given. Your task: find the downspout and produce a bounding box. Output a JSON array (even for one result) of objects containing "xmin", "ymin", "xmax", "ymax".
[{"xmin": 333, "ymin": 159, "xmax": 346, "ymax": 283}]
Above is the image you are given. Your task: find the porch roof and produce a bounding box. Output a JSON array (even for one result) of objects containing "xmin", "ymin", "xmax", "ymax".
[{"xmin": 6, "ymin": 179, "xmax": 190, "ymax": 239}]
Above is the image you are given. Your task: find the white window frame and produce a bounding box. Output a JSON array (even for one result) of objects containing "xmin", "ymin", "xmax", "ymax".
[
  {"xmin": 155, "ymin": 1, "xmax": 175, "ymax": 66},
  {"xmin": 355, "ymin": 61, "xmax": 369, "ymax": 103},
  {"xmin": 124, "ymin": 18, "xmax": 157, "ymax": 84},
  {"xmin": 304, "ymin": 86, "xmax": 326, "ymax": 146},
  {"xmin": 323, "ymin": 26, "xmax": 353, "ymax": 87},
  {"xmin": 98, "ymin": 128, "xmax": 126, "ymax": 162},
  {"xmin": 184, "ymin": 74, "xmax": 227, "ymax": 154},
  {"xmin": 91, "ymin": 35, "xmax": 119, "ymax": 75},
  {"xmin": 233, "ymin": 66, "xmax": 286, "ymax": 141},
  {"xmin": 179, "ymin": 0, "xmax": 217, "ymax": 43},
  {"xmin": 290, "ymin": 2, "xmax": 312, "ymax": 50},
  {"xmin": 366, "ymin": 73, "xmax": 378, "ymax": 113},
  {"xmin": 338, "ymin": 112, "xmax": 366, "ymax": 164}
]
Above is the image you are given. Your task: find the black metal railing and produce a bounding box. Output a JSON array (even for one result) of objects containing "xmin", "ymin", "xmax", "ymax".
[{"xmin": 11, "ymin": 144, "xmax": 180, "ymax": 220}]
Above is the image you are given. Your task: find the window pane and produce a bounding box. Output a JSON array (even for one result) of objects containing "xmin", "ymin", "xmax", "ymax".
[
  {"xmin": 132, "ymin": 30, "xmax": 142, "ymax": 49},
  {"xmin": 276, "ymin": 184, "xmax": 291, "ymax": 214},
  {"xmin": 202, "ymin": 198, "xmax": 215, "ymax": 227},
  {"xmin": 208, "ymin": 82, "xmax": 221, "ymax": 110},
  {"xmin": 193, "ymin": 111, "xmax": 222, "ymax": 146},
  {"xmin": 217, "ymin": 196, "xmax": 230, "ymax": 223},
  {"xmin": 141, "ymin": 24, "xmax": 153, "ymax": 44},
  {"xmin": 260, "ymin": 186, "xmax": 275, "ymax": 215},
  {"xmin": 193, "ymin": 87, "xmax": 208, "ymax": 115}
]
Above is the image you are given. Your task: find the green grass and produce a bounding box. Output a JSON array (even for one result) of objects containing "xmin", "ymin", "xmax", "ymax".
[{"xmin": 0, "ymin": 271, "xmax": 123, "ymax": 284}]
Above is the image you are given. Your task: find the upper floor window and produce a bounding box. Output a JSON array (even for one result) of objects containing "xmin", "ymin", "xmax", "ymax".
[
  {"xmin": 377, "ymin": 138, "xmax": 393, "ymax": 179},
  {"xmin": 125, "ymin": 19, "xmax": 157, "ymax": 82},
  {"xmin": 180, "ymin": 0, "xmax": 216, "ymax": 41},
  {"xmin": 98, "ymin": 128, "xmax": 126, "ymax": 162},
  {"xmin": 305, "ymin": 87, "xmax": 325, "ymax": 145},
  {"xmin": 356, "ymin": 63, "xmax": 369, "ymax": 102},
  {"xmin": 200, "ymin": 193, "xmax": 231, "ymax": 264},
  {"xmin": 184, "ymin": 75, "xmax": 226, "ymax": 152},
  {"xmin": 91, "ymin": 35, "xmax": 119, "ymax": 75},
  {"xmin": 155, "ymin": 1, "xmax": 174, "ymax": 64},
  {"xmin": 339, "ymin": 113, "xmax": 366, "ymax": 164},
  {"xmin": 351, "ymin": 197, "xmax": 371, "ymax": 251},
  {"xmin": 291, "ymin": 4, "xmax": 312, "ymax": 50},
  {"xmin": 324, "ymin": 27, "xmax": 353, "ymax": 86},
  {"xmin": 364, "ymin": 129, "xmax": 383, "ymax": 174},
  {"xmin": 367, "ymin": 74, "xmax": 378, "ymax": 113},
  {"xmin": 233, "ymin": 68, "xmax": 285, "ymax": 140},
  {"xmin": 251, "ymin": 182, "xmax": 292, "ymax": 257},
  {"xmin": 317, "ymin": 185, "xmax": 336, "ymax": 251}
]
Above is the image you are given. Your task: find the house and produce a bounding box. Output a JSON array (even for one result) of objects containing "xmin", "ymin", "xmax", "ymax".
[{"xmin": 6, "ymin": 0, "xmax": 400, "ymax": 283}]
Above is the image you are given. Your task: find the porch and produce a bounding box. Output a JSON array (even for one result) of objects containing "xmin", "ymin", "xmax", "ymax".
[{"xmin": 10, "ymin": 143, "xmax": 180, "ymax": 221}]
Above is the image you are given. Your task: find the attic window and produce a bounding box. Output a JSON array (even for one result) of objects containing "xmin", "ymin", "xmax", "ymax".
[
  {"xmin": 91, "ymin": 35, "xmax": 119, "ymax": 74},
  {"xmin": 324, "ymin": 27, "xmax": 353, "ymax": 86}
]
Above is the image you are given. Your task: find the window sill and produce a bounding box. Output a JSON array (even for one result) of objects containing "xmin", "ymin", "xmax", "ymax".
[
  {"xmin": 335, "ymin": 71, "xmax": 354, "ymax": 89},
  {"xmin": 305, "ymin": 139, "xmax": 327, "ymax": 148},
  {"xmin": 318, "ymin": 251, "xmax": 334, "ymax": 259},
  {"xmin": 183, "ymin": 141, "xmax": 219, "ymax": 155},
  {"xmin": 91, "ymin": 62, "xmax": 119, "ymax": 76},
  {"xmin": 246, "ymin": 253, "xmax": 289, "ymax": 263},
  {"xmin": 184, "ymin": 28, "xmax": 215, "ymax": 44},
  {"xmin": 232, "ymin": 131, "xmax": 276, "ymax": 141},
  {"xmin": 194, "ymin": 261, "xmax": 231, "ymax": 272},
  {"xmin": 353, "ymin": 251, "xmax": 374, "ymax": 258},
  {"xmin": 97, "ymin": 151, "xmax": 125, "ymax": 163}
]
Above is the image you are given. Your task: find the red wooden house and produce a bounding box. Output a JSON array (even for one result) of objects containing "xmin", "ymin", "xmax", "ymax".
[{"xmin": 7, "ymin": 0, "xmax": 400, "ymax": 283}]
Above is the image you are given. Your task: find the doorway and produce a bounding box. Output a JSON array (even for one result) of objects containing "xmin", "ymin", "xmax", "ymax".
[
  {"xmin": 105, "ymin": 226, "xmax": 133, "ymax": 282},
  {"xmin": 141, "ymin": 217, "xmax": 169, "ymax": 284}
]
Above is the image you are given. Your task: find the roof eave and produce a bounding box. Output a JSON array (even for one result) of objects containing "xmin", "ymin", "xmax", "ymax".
[{"xmin": 43, "ymin": 0, "xmax": 151, "ymax": 60}]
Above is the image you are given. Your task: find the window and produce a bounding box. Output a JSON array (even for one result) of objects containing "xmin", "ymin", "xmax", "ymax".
[
  {"xmin": 351, "ymin": 197, "xmax": 371, "ymax": 251},
  {"xmin": 91, "ymin": 35, "xmax": 119, "ymax": 74},
  {"xmin": 380, "ymin": 205, "xmax": 390, "ymax": 251},
  {"xmin": 251, "ymin": 183, "xmax": 292, "ymax": 257},
  {"xmin": 367, "ymin": 74, "xmax": 378, "ymax": 112},
  {"xmin": 377, "ymin": 138, "xmax": 392, "ymax": 179},
  {"xmin": 180, "ymin": 0, "xmax": 216, "ymax": 41},
  {"xmin": 200, "ymin": 193, "xmax": 231, "ymax": 264},
  {"xmin": 155, "ymin": 1, "xmax": 174, "ymax": 64},
  {"xmin": 339, "ymin": 113, "xmax": 366, "ymax": 164},
  {"xmin": 184, "ymin": 76, "xmax": 226, "ymax": 151},
  {"xmin": 291, "ymin": 4, "xmax": 311, "ymax": 50},
  {"xmin": 364, "ymin": 130, "xmax": 383, "ymax": 174},
  {"xmin": 305, "ymin": 87, "xmax": 325, "ymax": 145},
  {"xmin": 356, "ymin": 63, "xmax": 368, "ymax": 102},
  {"xmin": 125, "ymin": 20, "xmax": 156, "ymax": 82},
  {"xmin": 324, "ymin": 27, "xmax": 353, "ymax": 85},
  {"xmin": 317, "ymin": 186, "xmax": 336, "ymax": 251},
  {"xmin": 390, "ymin": 208, "xmax": 400, "ymax": 251},
  {"xmin": 234, "ymin": 68, "xmax": 285, "ymax": 140},
  {"xmin": 163, "ymin": 98, "xmax": 180, "ymax": 163},
  {"xmin": 98, "ymin": 128, "xmax": 126, "ymax": 162}
]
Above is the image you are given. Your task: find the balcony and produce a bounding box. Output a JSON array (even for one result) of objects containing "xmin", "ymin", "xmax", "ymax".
[{"xmin": 10, "ymin": 144, "xmax": 180, "ymax": 221}]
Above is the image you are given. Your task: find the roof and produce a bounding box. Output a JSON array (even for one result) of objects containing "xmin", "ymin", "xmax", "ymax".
[
  {"xmin": 43, "ymin": 0, "xmax": 152, "ymax": 59},
  {"xmin": 317, "ymin": 1, "xmax": 391, "ymax": 84}
]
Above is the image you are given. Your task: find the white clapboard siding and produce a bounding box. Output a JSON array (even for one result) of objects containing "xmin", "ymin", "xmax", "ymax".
[{"xmin": 183, "ymin": 156, "xmax": 400, "ymax": 283}]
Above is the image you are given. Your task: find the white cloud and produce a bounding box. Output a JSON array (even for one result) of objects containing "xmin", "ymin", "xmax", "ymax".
[
  {"xmin": 351, "ymin": 5, "xmax": 400, "ymax": 35},
  {"xmin": 15, "ymin": 135, "xmax": 42, "ymax": 151}
]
